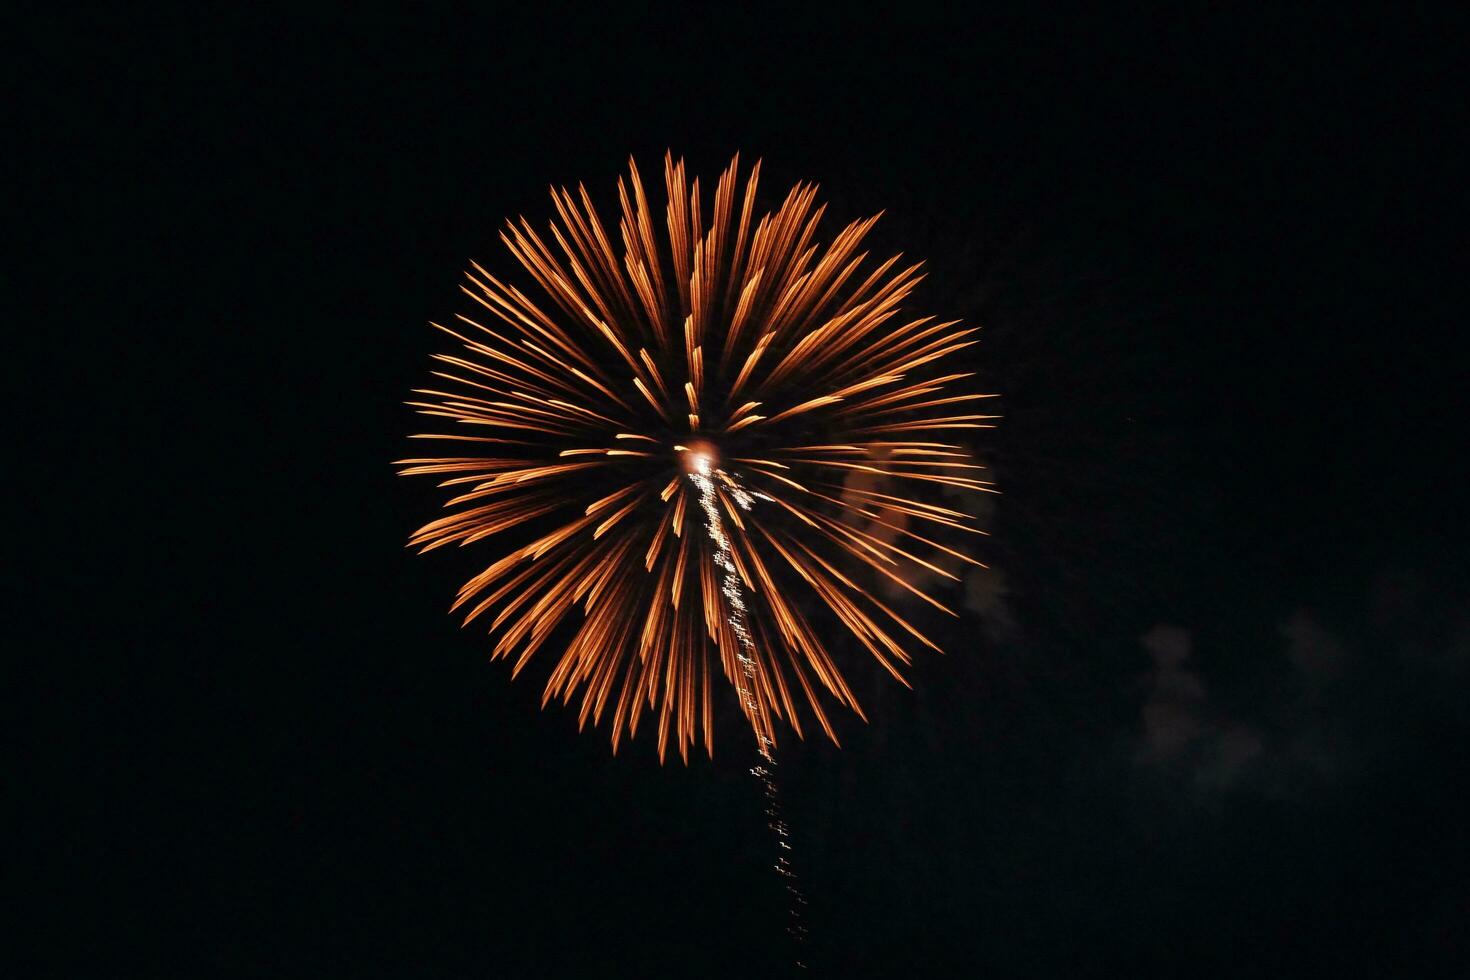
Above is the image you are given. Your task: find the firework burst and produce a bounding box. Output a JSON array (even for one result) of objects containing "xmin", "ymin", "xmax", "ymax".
[{"xmin": 399, "ymin": 153, "xmax": 997, "ymax": 761}]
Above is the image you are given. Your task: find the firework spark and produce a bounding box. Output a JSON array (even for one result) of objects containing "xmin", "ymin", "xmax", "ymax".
[{"xmin": 399, "ymin": 152, "xmax": 997, "ymax": 761}]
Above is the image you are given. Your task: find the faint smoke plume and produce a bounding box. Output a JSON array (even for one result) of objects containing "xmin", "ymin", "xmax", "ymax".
[
  {"xmin": 1136, "ymin": 624, "xmax": 1209, "ymax": 764},
  {"xmin": 1134, "ymin": 623, "xmax": 1267, "ymax": 789},
  {"xmin": 1133, "ymin": 567, "xmax": 1470, "ymax": 796},
  {"xmin": 838, "ymin": 445, "xmax": 1011, "ymax": 642},
  {"xmin": 1282, "ymin": 609, "xmax": 1345, "ymax": 688}
]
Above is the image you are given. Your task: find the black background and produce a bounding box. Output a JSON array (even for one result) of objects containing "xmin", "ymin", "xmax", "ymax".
[{"xmin": 26, "ymin": 6, "xmax": 1470, "ymax": 977}]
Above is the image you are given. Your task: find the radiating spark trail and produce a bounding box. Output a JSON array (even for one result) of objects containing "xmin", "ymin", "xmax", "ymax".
[
  {"xmin": 687, "ymin": 452, "xmax": 808, "ymax": 964},
  {"xmin": 400, "ymin": 152, "xmax": 996, "ymax": 762},
  {"xmin": 686, "ymin": 452, "xmax": 767, "ymax": 749}
]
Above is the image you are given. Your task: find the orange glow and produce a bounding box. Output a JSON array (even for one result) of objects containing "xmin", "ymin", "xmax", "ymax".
[{"xmin": 679, "ymin": 438, "xmax": 721, "ymax": 472}]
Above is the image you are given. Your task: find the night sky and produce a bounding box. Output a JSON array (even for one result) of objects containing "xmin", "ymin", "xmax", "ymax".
[{"xmin": 31, "ymin": 7, "xmax": 1469, "ymax": 977}]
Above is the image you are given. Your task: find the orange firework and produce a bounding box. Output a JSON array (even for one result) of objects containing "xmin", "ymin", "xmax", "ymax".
[{"xmin": 399, "ymin": 153, "xmax": 997, "ymax": 761}]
